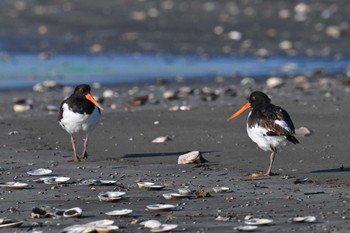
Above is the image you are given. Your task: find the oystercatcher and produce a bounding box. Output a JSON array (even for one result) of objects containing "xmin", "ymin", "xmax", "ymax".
[
  {"xmin": 228, "ymin": 91, "xmax": 299, "ymax": 176},
  {"xmin": 58, "ymin": 84, "xmax": 103, "ymax": 161}
]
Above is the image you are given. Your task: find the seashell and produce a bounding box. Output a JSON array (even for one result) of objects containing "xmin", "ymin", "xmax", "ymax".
[
  {"xmin": 295, "ymin": 127, "xmax": 312, "ymax": 137},
  {"xmin": 162, "ymin": 193, "xmax": 190, "ymax": 200},
  {"xmin": 63, "ymin": 207, "xmax": 82, "ymax": 218},
  {"xmin": 86, "ymin": 219, "xmax": 114, "ymax": 227},
  {"xmin": 162, "ymin": 193, "xmax": 174, "ymax": 200},
  {"xmin": 143, "ymin": 184, "xmax": 164, "ymax": 191},
  {"xmin": 98, "ymin": 191, "xmax": 126, "ymax": 202},
  {"xmin": 212, "ymin": 187, "xmax": 230, "ymax": 193},
  {"xmin": 27, "ymin": 168, "xmax": 53, "ymax": 176},
  {"xmin": 94, "ymin": 225, "xmax": 119, "ymax": 233},
  {"xmin": 137, "ymin": 182, "xmax": 155, "ymax": 188},
  {"xmin": 163, "ymin": 90, "xmax": 178, "ymax": 100},
  {"xmin": 79, "ymin": 179, "xmax": 116, "ymax": 186},
  {"xmin": 233, "ymin": 226, "xmax": 258, "ymax": 232},
  {"xmin": 58, "ymin": 224, "xmax": 86, "ymax": 233},
  {"xmin": 178, "ymin": 151, "xmax": 204, "ymax": 164},
  {"xmin": 31, "ymin": 207, "xmax": 51, "ymax": 219},
  {"xmin": 146, "ymin": 204, "xmax": 177, "ymax": 211},
  {"xmin": 0, "ymin": 182, "xmax": 28, "ymax": 190},
  {"xmin": 178, "ymin": 188, "xmax": 194, "ymax": 195},
  {"xmin": 41, "ymin": 176, "xmax": 70, "ymax": 184},
  {"xmin": 0, "ymin": 218, "xmax": 24, "ymax": 228},
  {"xmin": 245, "ymin": 218, "xmax": 273, "ymax": 226},
  {"xmin": 294, "ymin": 177, "xmax": 309, "ymax": 184},
  {"xmin": 13, "ymin": 103, "xmax": 32, "ymax": 112},
  {"xmin": 151, "ymin": 224, "xmax": 178, "ymax": 232},
  {"xmin": 266, "ymin": 77, "xmax": 285, "ymax": 88},
  {"xmin": 141, "ymin": 220, "xmax": 162, "ymax": 229},
  {"xmin": 152, "ymin": 136, "xmax": 171, "ymax": 143},
  {"xmin": 105, "ymin": 209, "xmax": 133, "ymax": 217},
  {"xmin": 290, "ymin": 216, "xmax": 316, "ymax": 223},
  {"xmin": 127, "ymin": 95, "xmax": 148, "ymax": 106}
]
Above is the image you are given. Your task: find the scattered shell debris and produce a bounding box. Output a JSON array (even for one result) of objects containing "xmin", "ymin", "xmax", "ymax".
[
  {"xmin": 178, "ymin": 151, "xmax": 207, "ymax": 164},
  {"xmin": 27, "ymin": 168, "xmax": 53, "ymax": 176}
]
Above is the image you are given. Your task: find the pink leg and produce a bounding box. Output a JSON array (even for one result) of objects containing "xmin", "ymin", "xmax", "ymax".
[
  {"xmin": 264, "ymin": 150, "xmax": 276, "ymax": 176},
  {"xmin": 70, "ymin": 134, "xmax": 80, "ymax": 162},
  {"xmin": 80, "ymin": 135, "xmax": 89, "ymax": 159}
]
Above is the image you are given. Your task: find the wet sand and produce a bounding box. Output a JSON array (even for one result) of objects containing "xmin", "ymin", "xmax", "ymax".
[{"xmin": 1, "ymin": 78, "xmax": 350, "ymax": 232}]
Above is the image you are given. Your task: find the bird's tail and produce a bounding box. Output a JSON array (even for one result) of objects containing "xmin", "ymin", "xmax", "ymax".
[{"xmin": 286, "ymin": 135, "xmax": 299, "ymax": 144}]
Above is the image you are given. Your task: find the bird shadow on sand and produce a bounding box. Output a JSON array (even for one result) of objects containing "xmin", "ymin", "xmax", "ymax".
[
  {"xmin": 311, "ymin": 166, "xmax": 350, "ymax": 173},
  {"xmin": 123, "ymin": 150, "xmax": 218, "ymax": 158}
]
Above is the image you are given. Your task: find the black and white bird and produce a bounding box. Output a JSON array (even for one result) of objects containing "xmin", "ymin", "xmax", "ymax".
[
  {"xmin": 228, "ymin": 91, "xmax": 299, "ymax": 176},
  {"xmin": 58, "ymin": 84, "xmax": 103, "ymax": 162}
]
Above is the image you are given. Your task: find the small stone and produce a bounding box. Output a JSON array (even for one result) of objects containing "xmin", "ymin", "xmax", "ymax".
[
  {"xmin": 295, "ymin": 127, "xmax": 312, "ymax": 137},
  {"xmin": 178, "ymin": 151, "xmax": 206, "ymax": 164},
  {"xmin": 266, "ymin": 77, "xmax": 285, "ymax": 88}
]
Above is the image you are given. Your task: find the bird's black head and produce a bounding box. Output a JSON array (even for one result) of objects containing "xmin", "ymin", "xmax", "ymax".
[
  {"xmin": 249, "ymin": 91, "xmax": 271, "ymax": 107},
  {"xmin": 73, "ymin": 84, "xmax": 91, "ymax": 97}
]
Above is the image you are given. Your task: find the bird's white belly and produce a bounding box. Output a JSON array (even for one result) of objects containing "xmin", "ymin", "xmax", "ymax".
[
  {"xmin": 59, "ymin": 103, "xmax": 100, "ymax": 135},
  {"xmin": 247, "ymin": 124, "xmax": 287, "ymax": 152}
]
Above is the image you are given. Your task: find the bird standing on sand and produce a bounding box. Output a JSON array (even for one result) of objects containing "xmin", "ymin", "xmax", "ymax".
[
  {"xmin": 58, "ymin": 84, "xmax": 103, "ymax": 161},
  {"xmin": 228, "ymin": 91, "xmax": 299, "ymax": 176}
]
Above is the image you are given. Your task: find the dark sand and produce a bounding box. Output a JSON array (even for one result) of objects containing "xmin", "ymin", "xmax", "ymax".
[{"xmin": 1, "ymin": 79, "xmax": 350, "ymax": 232}]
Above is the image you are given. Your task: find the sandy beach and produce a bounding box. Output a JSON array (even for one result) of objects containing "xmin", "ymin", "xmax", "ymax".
[{"xmin": 0, "ymin": 78, "xmax": 350, "ymax": 232}]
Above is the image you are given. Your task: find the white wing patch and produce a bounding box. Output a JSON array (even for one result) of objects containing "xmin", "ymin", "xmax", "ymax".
[{"xmin": 274, "ymin": 119, "xmax": 291, "ymax": 132}]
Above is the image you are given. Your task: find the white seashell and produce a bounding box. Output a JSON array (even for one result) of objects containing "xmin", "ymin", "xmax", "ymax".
[
  {"xmin": 137, "ymin": 182, "xmax": 155, "ymax": 188},
  {"xmin": 105, "ymin": 209, "xmax": 133, "ymax": 217},
  {"xmin": 41, "ymin": 176, "xmax": 70, "ymax": 184},
  {"xmin": 152, "ymin": 136, "xmax": 171, "ymax": 143},
  {"xmin": 0, "ymin": 218, "xmax": 24, "ymax": 228},
  {"xmin": 178, "ymin": 188, "xmax": 194, "ymax": 195},
  {"xmin": 86, "ymin": 219, "xmax": 114, "ymax": 227},
  {"xmin": 142, "ymin": 220, "xmax": 162, "ymax": 229},
  {"xmin": 98, "ymin": 191, "xmax": 126, "ymax": 202},
  {"xmin": 146, "ymin": 204, "xmax": 177, "ymax": 211},
  {"xmin": 178, "ymin": 151, "xmax": 203, "ymax": 164},
  {"xmin": 79, "ymin": 179, "xmax": 116, "ymax": 186},
  {"xmin": 162, "ymin": 193, "xmax": 190, "ymax": 199},
  {"xmin": 233, "ymin": 226, "xmax": 258, "ymax": 232},
  {"xmin": 163, "ymin": 90, "xmax": 178, "ymax": 100},
  {"xmin": 103, "ymin": 89, "xmax": 115, "ymax": 98},
  {"xmin": 143, "ymin": 184, "xmax": 164, "ymax": 190},
  {"xmin": 94, "ymin": 225, "xmax": 119, "ymax": 233},
  {"xmin": 63, "ymin": 207, "xmax": 82, "ymax": 218},
  {"xmin": 13, "ymin": 103, "xmax": 31, "ymax": 112},
  {"xmin": 151, "ymin": 224, "xmax": 178, "ymax": 232},
  {"xmin": 290, "ymin": 216, "xmax": 316, "ymax": 223},
  {"xmin": 58, "ymin": 224, "xmax": 86, "ymax": 233},
  {"xmin": 162, "ymin": 193, "xmax": 173, "ymax": 200},
  {"xmin": 245, "ymin": 218, "xmax": 273, "ymax": 226},
  {"xmin": 266, "ymin": 77, "xmax": 285, "ymax": 88},
  {"xmin": 295, "ymin": 127, "xmax": 312, "ymax": 137},
  {"xmin": 0, "ymin": 182, "xmax": 28, "ymax": 190},
  {"xmin": 212, "ymin": 187, "xmax": 230, "ymax": 193},
  {"xmin": 27, "ymin": 168, "xmax": 52, "ymax": 176}
]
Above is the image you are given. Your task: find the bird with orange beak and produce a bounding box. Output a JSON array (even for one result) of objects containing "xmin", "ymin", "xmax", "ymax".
[
  {"xmin": 228, "ymin": 91, "xmax": 299, "ymax": 176},
  {"xmin": 59, "ymin": 84, "xmax": 103, "ymax": 161}
]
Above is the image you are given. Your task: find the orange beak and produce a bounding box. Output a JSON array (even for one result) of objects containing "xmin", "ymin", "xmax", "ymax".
[
  {"xmin": 85, "ymin": 93, "xmax": 104, "ymax": 110},
  {"xmin": 227, "ymin": 102, "xmax": 251, "ymax": 121}
]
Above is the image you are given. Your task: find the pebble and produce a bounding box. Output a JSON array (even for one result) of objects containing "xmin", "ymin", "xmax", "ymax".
[{"xmin": 266, "ymin": 77, "xmax": 285, "ymax": 88}]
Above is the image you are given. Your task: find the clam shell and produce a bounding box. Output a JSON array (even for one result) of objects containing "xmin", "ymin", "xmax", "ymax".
[
  {"xmin": 63, "ymin": 207, "xmax": 82, "ymax": 218},
  {"xmin": 105, "ymin": 209, "xmax": 133, "ymax": 217},
  {"xmin": 178, "ymin": 188, "xmax": 194, "ymax": 195},
  {"xmin": 146, "ymin": 204, "xmax": 177, "ymax": 211},
  {"xmin": 98, "ymin": 191, "xmax": 126, "ymax": 202},
  {"xmin": 137, "ymin": 182, "xmax": 155, "ymax": 188},
  {"xmin": 0, "ymin": 218, "xmax": 24, "ymax": 228},
  {"xmin": 0, "ymin": 182, "xmax": 28, "ymax": 190},
  {"xmin": 41, "ymin": 176, "xmax": 70, "ymax": 184},
  {"xmin": 162, "ymin": 193, "xmax": 191, "ymax": 199},
  {"xmin": 94, "ymin": 225, "xmax": 119, "ymax": 233},
  {"xmin": 58, "ymin": 224, "xmax": 86, "ymax": 233},
  {"xmin": 245, "ymin": 218, "xmax": 273, "ymax": 226},
  {"xmin": 151, "ymin": 224, "xmax": 178, "ymax": 232},
  {"xmin": 233, "ymin": 226, "xmax": 258, "ymax": 232},
  {"xmin": 212, "ymin": 187, "xmax": 230, "ymax": 193},
  {"xmin": 143, "ymin": 184, "xmax": 164, "ymax": 190},
  {"xmin": 141, "ymin": 220, "xmax": 162, "ymax": 229},
  {"xmin": 152, "ymin": 136, "xmax": 171, "ymax": 143},
  {"xmin": 290, "ymin": 216, "xmax": 316, "ymax": 223},
  {"xmin": 86, "ymin": 219, "xmax": 114, "ymax": 227},
  {"xmin": 27, "ymin": 168, "xmax": 52, "ymax": 176},
  {"xmin": 31, "ymin": 207, "xmax": 51, "ymax": 219},
  {"xmin": 79, "ymin": 179, "xmax": 117, "ymax": 186},
  {"xmin": 177, "ymin": 151, "xmax": 203, "ymax": 164}
]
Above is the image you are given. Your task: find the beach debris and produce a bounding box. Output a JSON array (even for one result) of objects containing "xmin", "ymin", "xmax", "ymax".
[
  {"xmin": 137, "ymin": 181, "xmax": 155, "ymax": 188},
  {"xmin": 137, "ymin": 182, "xmax": 165, "ymax": 190},
  {"xmin": 27, "ymin": 168, "xmax": 53, "ymax": 176},
  {"xmin": 141, "ymin": 220, "xmax": 162, "ymax": 229},
  {"xmin": 178, "ymin": 151, "xmax": 206, "ymax": 164},
  {"xmin": 304, "ymin": 191, "xmax": 325, "ymax": 195},
  {"xmin": 266, "ymin": 77, "xmax": 285, "ymax": 88},
  {"xmin": 215, "ymin": 216, "xmax": 230, "ymax": 221},
  {"xmin": 163, "ymin": 90, "xmax": 179, "ymax": 100},
  {"xmin": 240, "ymin": 77, "xmax": 255, "ymax": 86},
  {"xmin": 63, "ymin": 207, "xmax": 82, "ymax": 218},
  {"xmin": 146, "ymin": 204, "xmax": 177, "ymax": 211},
  {"xmin": 58, "ymin": 224, "xmax": 86, "ymax": 233},
  {"xmin": 33, "ymin": 80, "xmax": 60, "ymax": 92},
  {"xmin": 98, "ymin": 191, "xmax": 126, "ymax": 202},
  {"xmin": 102, "ymin": 89, "xmax": 116, "ymax": 98},
  {"xmin": 178, "ymin": 86, "xmax": 194, "ymax": 97},
  {"xmin": 151, "ymin": 224, "xmax": 178, "ymax": 232},
  {"xmin": 294, "ymin": 177, "xmax": 309, "ymax": 184},
  {"xmin": 105, "ymin": 209, "xmax": 133, "ymax": 217},
  {"xmin": 79, "ymin": 179, "xmax": 117, "ymax": 186},
  {"xmin": 162, "ymin": 193, "xmax": 191, "ymax": 200},
  {"xmin": 31, "ymin": 207, "xmax": 52, "ymax": 219},
  {"xmin": 169, "ymin": 105, "xmax": 191, "ymax": 111},
  {"xmin": 0, "ymin": 218, "xmax": 23, "ymax": 229},
  {"xmin": 245, "ymin": 218, "xmax": 274, "ymax": 226},
  {"xmin": 193, "ymin": 190, "xmax": 211, "ymax": 198},
  {"xmin": 200, "ymin": 87, "xmax": 219, "ymax": 101},
  {"xmin": 152, "ymin": 136, "xmax": 171, "ymax": 143},
  {"xmin": 41, "ymin": 104, "xmax": 59, "ymax": 113},
  {"xmin": 178, "ymin": 187, "xmax": 195, "ymax": 195},
  {"xmin": 233, "ymin": 226, "xmax": 258, "ymax": 232},
  {"xmin": 59, "ymin": 220, "xmax": 118, "ymax": 233},
  {"xmin": 289, "ymin": 216, "xmax": 317, "ymax": 223},
  {"xmin": 212, "ymin": 187, "xmax": 230, "ymax": 193},
  {"xmin": 127, "ymin": 95, "xmax": 148, "ymax": 106},
  {"xmin": 40, "ymin": 176, "xmax": 70, "ymax": 185},
  {"xmin": 13, "ymin": 98, "xmax": 33, "ymax": 112},
  {"xmin": 295, "ymin": 127, "xmax": 312, "ymax": 137},
  {"xmin": 0, "ymin": 182, "xmax": 28, "ymax": 190}
]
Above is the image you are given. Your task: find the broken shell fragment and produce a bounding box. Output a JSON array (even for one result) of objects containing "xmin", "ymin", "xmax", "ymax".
[
  {"xmin": 31, "ymin": 207, "xmax": 51, "ymax": 219},
  {"xmin": 63, "ymin": 207, "xmax": 82, "ymax": 218},
  {"xmin": 151, "ymin": 224, "xmax": 178, "ymax": 232},
  {"xmin": 178, "ymin": 187, "xmax": 194, "ymax": 195},
  {"xmin": 212, "ymin": 187, "xmax": 230, "ymax": 193},
  {"xmin": 79, "ymin": 179, "xmax": 117, "ymax": 186},
  {"xmin": 290, "ymin": 216, "xmax": 317, "ymax": 223},
  {"xmin": 178, "ymin": 151, "xmax": 205, "ymax": 164},
  {"xmin": 27, "ymin": 168, "xmax": 53, "ymax": 176},
  {"xmin": 162, "ymin": 193, "xmax": 191, "ymax": 200},
  {"xmin": 41, "ymin": 176, "xmax": 70, "ymax": 184},
  {"xmin": 143, "ymin": 184, "xmax": 165, "ymax": 191},
  {"xmin": 295, "ymin": 126, "xmax": 312, "ymax": 137},
  {"xmin": 0, "ymin": 182, "xmax": 28, "ymax": 190},
  {"xmin": 0, "ymin": 218, "xmax": 24, "ymax": 228},
  {"xmin": 98, "ymin": 191, "xmax": 126, "ymax": 202},
  {"xmin": 105, "ymin": 209, "xmax": 133, "ymax": 217},
  {"xmin": 137, "ymin": 182, "xmax": 155, "ymax": 188},
  {"xmin": 245, "ymin": 218, "xmax": 273, "ymax": 226},
  {"xmin": 141, "ymin": 219, "xmax": 162, "ymax": 229},
  {"xmin": 152, "ymin": 136, "xmax": 171, "ymax": 143},
  {"xmin": 233, "ymin": 225, "xmax": 258, "ymax": 232},
  {"xmin": 146, "ymin": 204, "xmax": 177, "ymax": 211}
]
